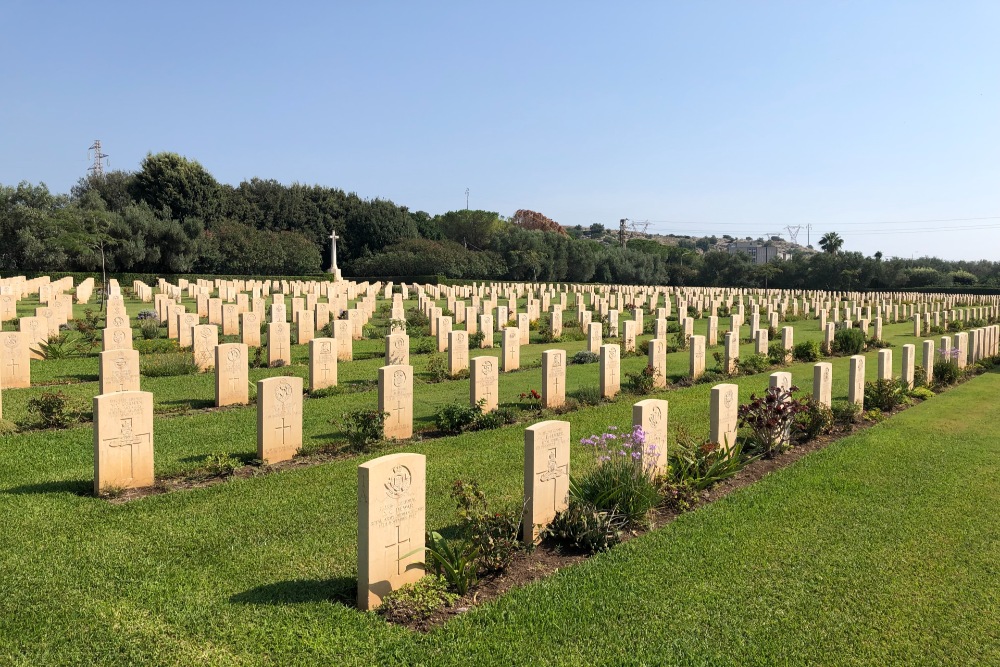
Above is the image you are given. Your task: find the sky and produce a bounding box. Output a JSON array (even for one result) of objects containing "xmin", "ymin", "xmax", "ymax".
[{"xmin": 2, "ymin": 1, "xmax": 999, "ymax": 261}]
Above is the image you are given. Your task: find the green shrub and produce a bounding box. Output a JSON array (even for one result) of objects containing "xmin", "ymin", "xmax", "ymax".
[
  {"xmin": 377, "ymin": 575, "xmax": 458, "ymax": 624},
  {"xmin": 434, "ymin": 402, "xmax": 481, "ymax": 435},
  {"xmin": 572, "ymin": 350, "xmax": 599, "ymax": 364},
  {"xmin": 140, "ymin": 353, "xmax": 199, "ymax": 377},
  {"xmin": 450, "ymin": 479, "xmax": 524, "ymax": 573},
  {"xmin": 342, "ymin": 409, "xmax": 388, "ymax": 451},
  {"xmin": 933, "ymin": 358, "xmax": 960, "ymax": 386},
  {"xmin": 412, "ymin": 337, "xmax": 436, "ymax": 355},
  {"xmin": 767, "ymin": 341, "xmax": 788, "ymax": 366},
  {"xmin": 658, "ymin": 478, "xmax": 699, "ymax": 513},
  {"xmin": 910, "ymin": 386, "xmax": 935, "ymax": 400},
  {"xmin": 470, "ymin": 407, "xmax": 517, "ymax": 430},
  {"xmin": 541, "ymin": 500, "xmax": 624, "ymax": 554},
  {"xmin": 26, "ymin": 391, "xmax": 83, "ymax": 429},
  {"xmin": 793, "ymin": 340, "xmax": 821, "ymax": 363},
  {"xmin": 140, "ymin": 321, "xmax": 160, "ymax": 340},
  {"xmin": 468, "ymin": 331, "xmax": 485, "ymax": 348},
  {"xmin": 830, "ymin": 400, "xmax": 862, "ymax": 428},
  {"xmin": 32, "ymin": 333, "xmax": 84, "ymax": 360},
  {"xmin": 425, "ymin": 354, "xmax": 448, "ymax": 383},
  {"xmin": 738, "ymin": 354, "xmax": 770, "ymax": 376},
  {"xmin": 833, "ymin": 328, "xmax": 866, "ymax": 355},
  {"xmin": 793, "ymin": 400, "xmax": 833, "ymax": 441},
  {"xmin": 864, "ymin": 379, "xmax": 907, "ymax": 412},
  {"xmin": 201, "ymin": 453, "xmax": 242, "ymax": 477},
  {"xmin": 573, "ymin": 386, "xmax": 603, "ymax": 406},
  {"xmin": 626, "ymin": 365, "xmax": 659, "ymax": 395},
  {"xmin": 406, "ymin": 307, "xmax": 430, "ymax": 330},
  {"xmin": 134, "ymin": 338, "xmax": 180, "ymax": 355}
]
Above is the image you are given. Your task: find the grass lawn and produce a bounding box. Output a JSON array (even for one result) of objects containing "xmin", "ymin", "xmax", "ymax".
[{"xmin": 0, "ymin": 330, "xmax": 997, "ymax": 665}]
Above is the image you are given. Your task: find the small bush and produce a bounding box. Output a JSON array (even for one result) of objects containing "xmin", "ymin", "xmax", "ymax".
[
  {"xmin": 140, "ymin": 321, "xmax": 160, "ymax": 340},
  {"xmin": 201, "ymin": 453, "xmax": 242, "ymax": 477},
  {"xmin": 910, "ymin": 386, "xmax": 935, "ymax": 400},
  {"xmin": 378, "ymin": 575, "xmax": 458, "ymax": 624},
  {"xmin": 573, "ymin": 386, "xmax": 603, "ymax": 406},
  {"xmin": 833, "ymin": 328, "xmax": 866, "ymax": 355},
  {"xmin": 0, "ymin": 419, "xmax": 18, "ymax": 436},
  {"xmin": 793, "ymin": 400, "xmax": 833, "ymax": 441},
  {"xmin": 26, "ymin": 391, "xmax": 83, "ymax": 429},
  {"xmin": 435, "ymin": 402, "xmax": 481, "ymax": 435},
  {"xmin": 864, "ymin": 408, "xmax": 887, "ymax": 423},
  {"xmin": 425, "ymin": 354, "xmax": 449, "ymax": 383},
  {"xmin": 342, "ymin": 409, "xmax": 388, "ymax": 451},
  {"xmin": 424, "ymin": 531, "xmax": 479, "ymax": 595},
  {"xmin": 406, "ymin": 308, "xmax": 430, "ymax": 330},
  {"xmin": 451, "ymin": 479, "xmax": 524, "ymax": 573},
  {"xmin": 134, "ymin": 338, "xmax": 180, "ymax": 355},
  {"xmin": 667, "ymin": 425, "xmax": 751, "ymax": 490},
  {"xmin": 933, "ymin": 359, "xmax": 960, "ymax": 386},
  {"xmin": 626, "ymin": 365, "xmax": 659, "ymax": 395},
  {"xmin": 767, "ymin": 341, "xmax": 788, "ymax": 366},
  {"xmin": 141, "ymin": 353, "xmax": 199, "ymax": 377},
  {"xmin": 136, "ymin": 310, "xmax": 158, "ymax": 321},
  {"xmin": 792, "ymin": 340, "xmax": 821, "ymax": 363},
  {"xmin": 658, "ymin": 478, "xmax": 699, "ymax": 513},
  {"xmin": 738, "ymin": 354, "xmax": 770, "ymax": 376},
  {"xmin": 575, "ymin": 425, "xmax": 661, "ymax": 526},
  {"xmin": 471, "ymin": 407, "xmax": 517, "ymax": 430},
  {"xmin": 571, "ymin": 350, "xmax": 599, "ymax": 364},
  {"xmin": 541, "ymin": 500, "xmax": 625, "ymax": 554},
  {"xmin": 412, "ymin": 337, "xmax": 436, "ymax": 355},
  {"xmin": 864, "ymin": 379, "xmax": 907, "ymax": 412},
  {"xmin": 468, "ymin": 331, "xmax": 485, "ymax": 348},
  {"xmin": 830, "ymin": 400, "xmax": 862, "ymax": 429},
  {"xmin": 33, "ymin": 333, "xmax": 84, "ymax": 360}
]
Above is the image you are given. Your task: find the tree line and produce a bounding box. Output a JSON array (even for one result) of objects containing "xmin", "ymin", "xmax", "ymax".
[{"xmin": 2, "ymin": 151, "xmax": 998, "ymax": 290}]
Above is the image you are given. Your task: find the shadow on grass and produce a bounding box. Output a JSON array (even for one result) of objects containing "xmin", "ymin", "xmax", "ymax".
[
  {"xmin": 158, "ymin": 398, "xmax": 215, "ymax": 410},
  {"xmin": 230, "ymin": 576, "xmax": 357, "ymax": 607},
  {"xmin": 4, "ymin": 478, "xmax": 92, "ymax": 496}
]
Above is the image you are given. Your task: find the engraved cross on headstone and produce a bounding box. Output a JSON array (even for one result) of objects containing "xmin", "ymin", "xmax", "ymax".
[
  {"xmin": 385, "ymin": 525, "xmax": 411, "ymax": 576},
  {"xmin": 104, "ymin": 418, "xmax": 150, "ymax": 480},
  {"xmin": 275, "ymin": 418, "xmax": 291, "ymax": 444},
  {"xmin": 537, "ymin": 448, "xmax": 568, "ymax": 512}
]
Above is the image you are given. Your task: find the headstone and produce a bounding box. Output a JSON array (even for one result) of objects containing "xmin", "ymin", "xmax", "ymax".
[
  {"xmin": 648, "ymin": 339, "xmax": 667, "ymax": 388},
  {"xmin": 385, "ymin": 332, "xmax": 409, "ymax": 366},
  {"xmin": 471, "ymin": 356, "xmax": 498, "ymax": 412},
  {"xmin": 632, "ymin": 398, "xmax": 667, "ymax": 472},
  {"xmin": 256, "ymin": 376, "xmax": 303, "ymax": 464},
  {"xmin": 781, "ymin": 326, "xmax": 793, "ymax": 362},
  {"xmin": 848, "ymin": 355, "xmax": 865, "ymax": 405},
  {"xmin": 99, "ymin": 349, "xmax": 141, "ymax": 394},
  {"xmin": 448, "ymin": 330, "xmax": 469, "ymax": 375},
  {"xmin": 356, "ymin": 452, "xmax": 426, "ymax": 611},
  {"xmin": 522, "ymin": 420, "xmax": 571, "ymax": 543},
  {"xmin": 379, "ymin": 365, "xmax": 413, "ymax": 440},
  {"xmin": 297, "ymin": 311, "xmax": 315, "ymax": 346},
  {"xmin": 93, "ymin": 391, "xmax": 154, "ymax": 494},
  {"xmin": 722, "ymin": 331, "xmax": 739, "ymax": 375},
  {"xmin": 501, "ymin": 327, "xmax": 520, "ymax": 372},
  {"xmin": 710, "ymin": 384, "xmax": 739, "ymax": 451},
  {"xmin": 268, "ymin": 321, "xmax": 292, "ymax": 367},
  {"xmin": 587, "ymin": 322, "xmax": 602, "ymax": 354},
  {"xmin": 216, "ymin": 343, "xmax": 249, "ymax": 406},
  {"xmin": 241, "ymin": 311, "xmax": 261, "ymax": 347},
  {"xmin": 479, "ymin": 314, "xmax": 494, "ymax": 348},
  {"xmin": 309, "ymin": 338, "xmax": 338, "ymax": 391},
  {"xmin": 922, "ymin": 340, "xmax": 934, "ymax": 385},
  {"xmin": 541, "ymin": 349, "xmax": 566, "ymax": 409},
  {"xmin": 813, "ymin": 362, "xmax": 832, "ymax": 407},
  {"xmin": 0, "ymin": 332, "xmax": 30, "ymax": 388},
  {"xmin": 600, "ymin": 344, "xmax": 620, "ymax": 399},
  {"xmin": 754, "ymin": 329, "xmax": 768, "ymax": 356},
  {"xmin": 877, "ymin": 349, "xmax": 892, "ymax": 381},
  {"xmin": 335, "ymin": 320, "xmax": 353, "ymax": 361},
  {"xmin": 622, "ymin": 319, "xmax": 637, "ymax": 353},
  {"xmin": 901, "ymin": 343, "xmax": 915, "ymax": 390},
  {"xmin": 689, "ymin": 334, "xmax": 706, "ymax": 379},
  {"xmin": 192, "ymin": 325, "xmax": 219, "ymax": 372},
  {"xmin": 102, "ymin": 327, "xmax": 133, "ymax": 352},
  {"xmin": 222, "ymin": 304, "xmax": 240, "ymax": 336}
]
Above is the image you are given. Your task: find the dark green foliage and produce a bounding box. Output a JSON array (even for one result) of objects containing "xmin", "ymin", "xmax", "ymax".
[
  {"xmin": 793, "ymin": 400, "xmax": 834, "ymax": 441},
  {"xmin": 468, "ymin": 331, "xmax": 485, "ymax": 348},
  {"xmin": 934, "ymin": 359, "xmax": 960, "ymax": 386},
  {"xmin": 134, "ymin": 338, "xmax": 180, "ymax": 355},
  {"xmin": 412, "ymin": 337, "xmax": 436, "ymax": 355},
  {"xmin": 434, "ymin": 402, "xmax": 481, "ymax": 435},
  {"xmin": 572, "ymin": 386, "xmax": 603, "ymax": 406},
  {"xmin": 541, "ymin": 500, "xmax": 625, "ymax": 554},
  {"xmin": 140, "ymin": 320, "xmax": 160, "ymax": 340},
  {"xmin": 738, "ymin": 354, "xmax": 770, "ymax": 375},
  {"xmin": 864, "ymin": 379, "xmax": 907, "ymax": 412},
  {"xmin": 470, "ymin": 407, "xmax": 517, "ymax": 430},
  {"xmin": 793, "ymin": 340, "xmax": 821, "ymax": 363},
  {"xmin": 377, "ymin": 576, "xmax": 458, "ymax": 624},
  {"xmin": 341, "ymin": 409, "xmax": 388, "ymax": 451},
  {"xmin": 668, "ymin": 425, "xmax": 751, "ymax": 490},
  {"xmin": 626, "ymin": 365, "xmax": 659, "ymax": 395},
  {"xmin": 25, "ymin": 391, "xmax": 83, "ymax": 429},
  {"xmin": 450, "ymin": 480, "xmax": 524, "ymax": 573},
  {"xmin": 767, "ymin": 341, "xmax": 787, "ymax": 366},
  {"xmin": 572, "ymin": 350, "xmax": 599, "ymax": 364},
  {"xmin": 830, "ymin": 399, "xmax": 863, "ymax": 428},
  {"xmin": 423, "ymin": 531, "xmax": 478, "ymax": 595},
  {"xmin": 425, "ymin": 354, "xmax": 448, "ymax": 383},
  {"xmin": 833, "ymin": 328, "xmax": 866, "ymax": 355}
]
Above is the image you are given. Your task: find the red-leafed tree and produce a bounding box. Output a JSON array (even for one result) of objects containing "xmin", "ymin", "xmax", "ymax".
[{"xmin": 511, "ymin": 209, "xmax": 567, "ymax": 236}]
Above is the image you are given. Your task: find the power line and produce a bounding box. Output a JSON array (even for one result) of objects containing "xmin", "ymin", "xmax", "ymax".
[{"xmin": 637, "ymin": 215, "xmax": 1000, "ymax": 227}]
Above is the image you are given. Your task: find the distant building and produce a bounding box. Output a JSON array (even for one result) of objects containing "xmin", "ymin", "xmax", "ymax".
[{"xmin": 726, "ymin": 242, "xmax": 789, "ymax": 264}]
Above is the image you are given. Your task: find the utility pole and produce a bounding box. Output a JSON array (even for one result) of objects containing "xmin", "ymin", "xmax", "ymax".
[
  {"xmin": 806, "ymin": 223, "xmax": 812, "ymax": 247},
  {"xmin": 88, "ymin": 140, "xmax": 108, "ymax": 177},
  {"xmin": 465, "ymin": 188, "xmax": 470, "ymax": 210},
  {"xmin": 619, "ymin": 218, "xmax": 627, "ymax": 248}
]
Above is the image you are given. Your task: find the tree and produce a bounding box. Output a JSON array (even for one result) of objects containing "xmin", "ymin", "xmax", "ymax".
[
  {"xmin": 130, "ymin": 152, "xmax": 222, "ymax": 223},
  {"xmin": 435, "ymin": 210, "xmax": 504, "ymax": 249},
  {"xmin": 819, "ymin": 232, "xmax": 844, "ymax": 254}
]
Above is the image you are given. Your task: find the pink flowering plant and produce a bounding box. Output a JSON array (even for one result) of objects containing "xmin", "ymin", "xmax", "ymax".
[{"xmin": 572, "ymin": 425, "xmax": 662, "ymax": 526}]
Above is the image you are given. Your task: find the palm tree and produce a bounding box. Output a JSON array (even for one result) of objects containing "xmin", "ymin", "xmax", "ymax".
[{"xmin": 819, "ymin": 232, "xmax": 844, "ymax": 254}]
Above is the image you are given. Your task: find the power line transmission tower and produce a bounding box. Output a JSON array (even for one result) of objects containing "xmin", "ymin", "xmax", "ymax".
[
  {"xmin": 88, "ymin": 140, "xmax": 108, "ymax": 177},
  {"xmin": 619, "ymin": 218, "xmax": 651, "ymax": 247},
  {"xmin": 785, "ymin": 225, "xmax": 802, "ymax": 245}
]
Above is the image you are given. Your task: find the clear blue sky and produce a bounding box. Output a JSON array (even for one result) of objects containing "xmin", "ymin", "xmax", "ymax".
[{"xmin": 3, "ymin": 1, "xmax": 998, "ymax": 261}]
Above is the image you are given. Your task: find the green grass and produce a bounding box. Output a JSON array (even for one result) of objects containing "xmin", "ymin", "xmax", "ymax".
[{"xmin": 0, "ymin": 291, "xmax": 995, "ymax": 664}]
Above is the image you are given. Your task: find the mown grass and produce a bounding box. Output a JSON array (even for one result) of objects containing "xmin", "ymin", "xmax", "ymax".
[{"xmin": 0, "ymin": 291, "xmax": 993, "ymax": 665}]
